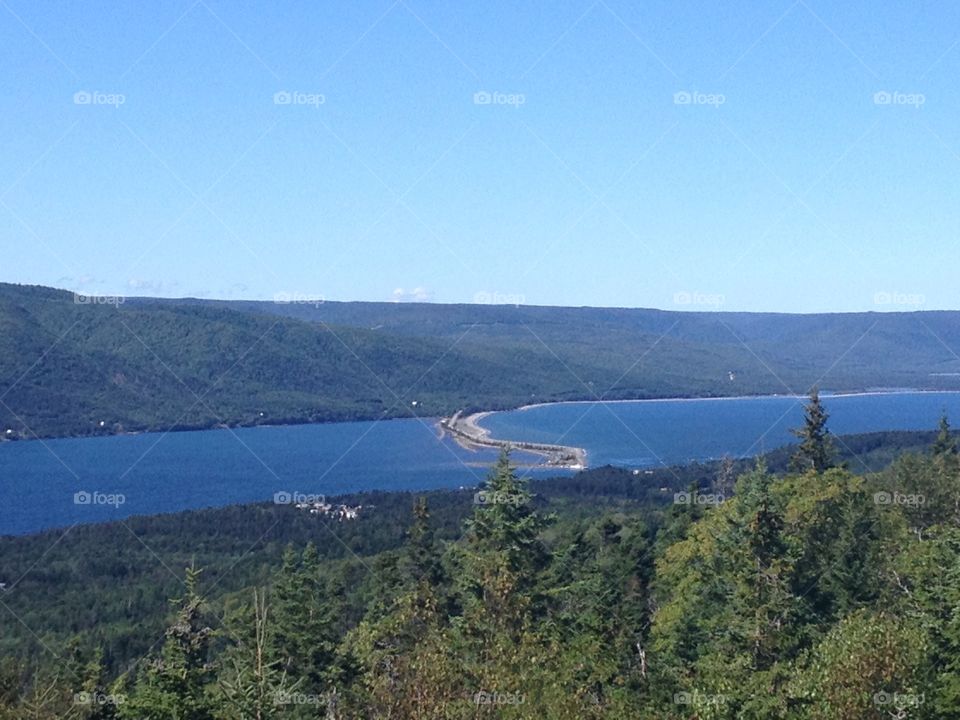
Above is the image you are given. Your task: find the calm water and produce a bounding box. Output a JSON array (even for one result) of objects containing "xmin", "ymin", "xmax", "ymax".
[
  {"xmin": 480, "ymin": 392, "xmax": 960, "ymax": 467},
  {"xmin": 0, "ymin": 420, "xmax": 543, "ymax": 536},
  {"xmin": 3, "ymin": 392, "xmax": 960, "ymax": 535}
]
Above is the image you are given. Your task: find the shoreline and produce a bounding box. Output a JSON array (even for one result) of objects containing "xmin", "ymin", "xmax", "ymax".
[
  {"xmin": 440, "ymin": 388, "xmax": 960, "ymax": 470},
  {"xmin": 512, "ymin": 388, "xmax": 960, "ymax": 413},
  {"xmin": 440, "ymin": 410, "xmax": 587, "ymax": 470},
  {"xmin": 4, "ymin": 389, "xmax": 959, "ymax": 446}
]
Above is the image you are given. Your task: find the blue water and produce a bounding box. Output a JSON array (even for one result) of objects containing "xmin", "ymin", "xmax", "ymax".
[
  {"xmin": 3, "ymin": 392, "xmax": 960, "ymax": 535},
  {"xmin": 0, "ymin": 420, "xmax": 546, "ymax": 536},
  {"xmin": 480, "ymin": 392, "xmax": 960, "ymax": 468}
]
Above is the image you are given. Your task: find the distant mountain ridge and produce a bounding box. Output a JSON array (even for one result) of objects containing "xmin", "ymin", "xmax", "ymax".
[{"xmin": 1, "ymin": 282, "xmax": 959, "ymax": 439}]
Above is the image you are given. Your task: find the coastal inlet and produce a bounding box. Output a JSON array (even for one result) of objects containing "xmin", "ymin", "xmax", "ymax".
[{"xmin": 439, "ymin": 410, "xmax": 587, "ymax": 469}]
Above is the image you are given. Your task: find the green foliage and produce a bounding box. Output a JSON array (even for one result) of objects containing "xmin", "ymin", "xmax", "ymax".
[
  {"xmin": 790, "ymin": 388, "xmax": 837, "ymax": 473},
  {"xmin": 121, "ymin": 567, "xmax": 215, "ymax": 720}
]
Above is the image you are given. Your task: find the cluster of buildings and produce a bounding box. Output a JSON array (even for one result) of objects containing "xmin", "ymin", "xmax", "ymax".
[{"xmin": 293, "ymin": 501, "xmax": 363, "ymax": 521}]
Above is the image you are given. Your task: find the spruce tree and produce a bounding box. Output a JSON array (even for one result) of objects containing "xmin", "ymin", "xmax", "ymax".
[
  {"xmin": 791, "ymin": 388, "xmax": 836, "ymax": 473},
  {"xmin": 121, "ymin": 567, "xmax": 214, "ymax": 720},
  {"xmin": 216, "ymin": 589, "xmax": 300, "ymax": 720},
  {"xmin": 933, "ymin": 413, "xmax": 957, "ymax": 457},
  {"xmin": 271, "ymin": 544, "xmax": 336, "ymax": 695}
]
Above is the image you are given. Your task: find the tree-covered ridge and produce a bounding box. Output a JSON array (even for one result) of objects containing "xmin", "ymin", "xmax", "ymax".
[
  {"xmin": 3, "ymin": 411, "xmax": 960, "ymax": 718},
  {"xmin": 5, "ymin": 281, "xmax": 960, "ymax": 438}
]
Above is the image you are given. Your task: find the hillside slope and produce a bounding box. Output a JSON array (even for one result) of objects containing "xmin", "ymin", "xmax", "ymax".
[{"xmin": 2, "ymin": 283, "xmax": 960, "ymax": 438}]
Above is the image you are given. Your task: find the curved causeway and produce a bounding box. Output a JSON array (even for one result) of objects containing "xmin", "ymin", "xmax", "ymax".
[{"xmin": 440, "ymin": 410, "xmax": 587, "ymax": 469}]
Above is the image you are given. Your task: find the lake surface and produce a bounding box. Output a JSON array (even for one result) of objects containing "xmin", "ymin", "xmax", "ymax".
[
  {"xmin": 0, "ymin": 420, "xmax": 541, "ymax": 536},
  {"xmin": 3, "ymin": 392, "xmax": 960, "ymax": 535},
  {"xmin": 480, "ymin": 392, "xmax": 960, "ymax": 467}
]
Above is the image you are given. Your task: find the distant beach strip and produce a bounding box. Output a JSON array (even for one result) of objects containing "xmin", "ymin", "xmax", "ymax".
[{"xmin": 439, "ymin": 410, "xmax": 586, "ymax": 469}]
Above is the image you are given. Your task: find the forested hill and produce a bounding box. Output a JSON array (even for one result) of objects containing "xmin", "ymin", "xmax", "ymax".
[{"xmin": 3, "ymin": 282, "xmax": 960, "ymax": 438}]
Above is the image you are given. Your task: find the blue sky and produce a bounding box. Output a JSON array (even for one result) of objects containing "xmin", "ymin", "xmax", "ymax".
[{"xmin": 2, "ymin": 0, "xmax": 959, "ymax": 312}]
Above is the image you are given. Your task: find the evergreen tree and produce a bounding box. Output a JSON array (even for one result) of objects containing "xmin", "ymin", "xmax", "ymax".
[
  {"xmin": 933, "ymin": 413, "xmax": 957, "ymax": 457},
  {"xmin": 342, "ymin": 498, "xmax": 457, "ymax": 719},
  {"xmin": 215, "ymin": 589, "xmax": 300, "ymax": 720},
  {"xmin": 270, "ymin": 544, "xmax": 336, "ymax": 695},
  {"xmin": 121, "ymin": 567, "xmax": 214, "ymax": 720},
  {"xmin": 791, "ymin": 388, "xmax": 836, "ymax": 473}
]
